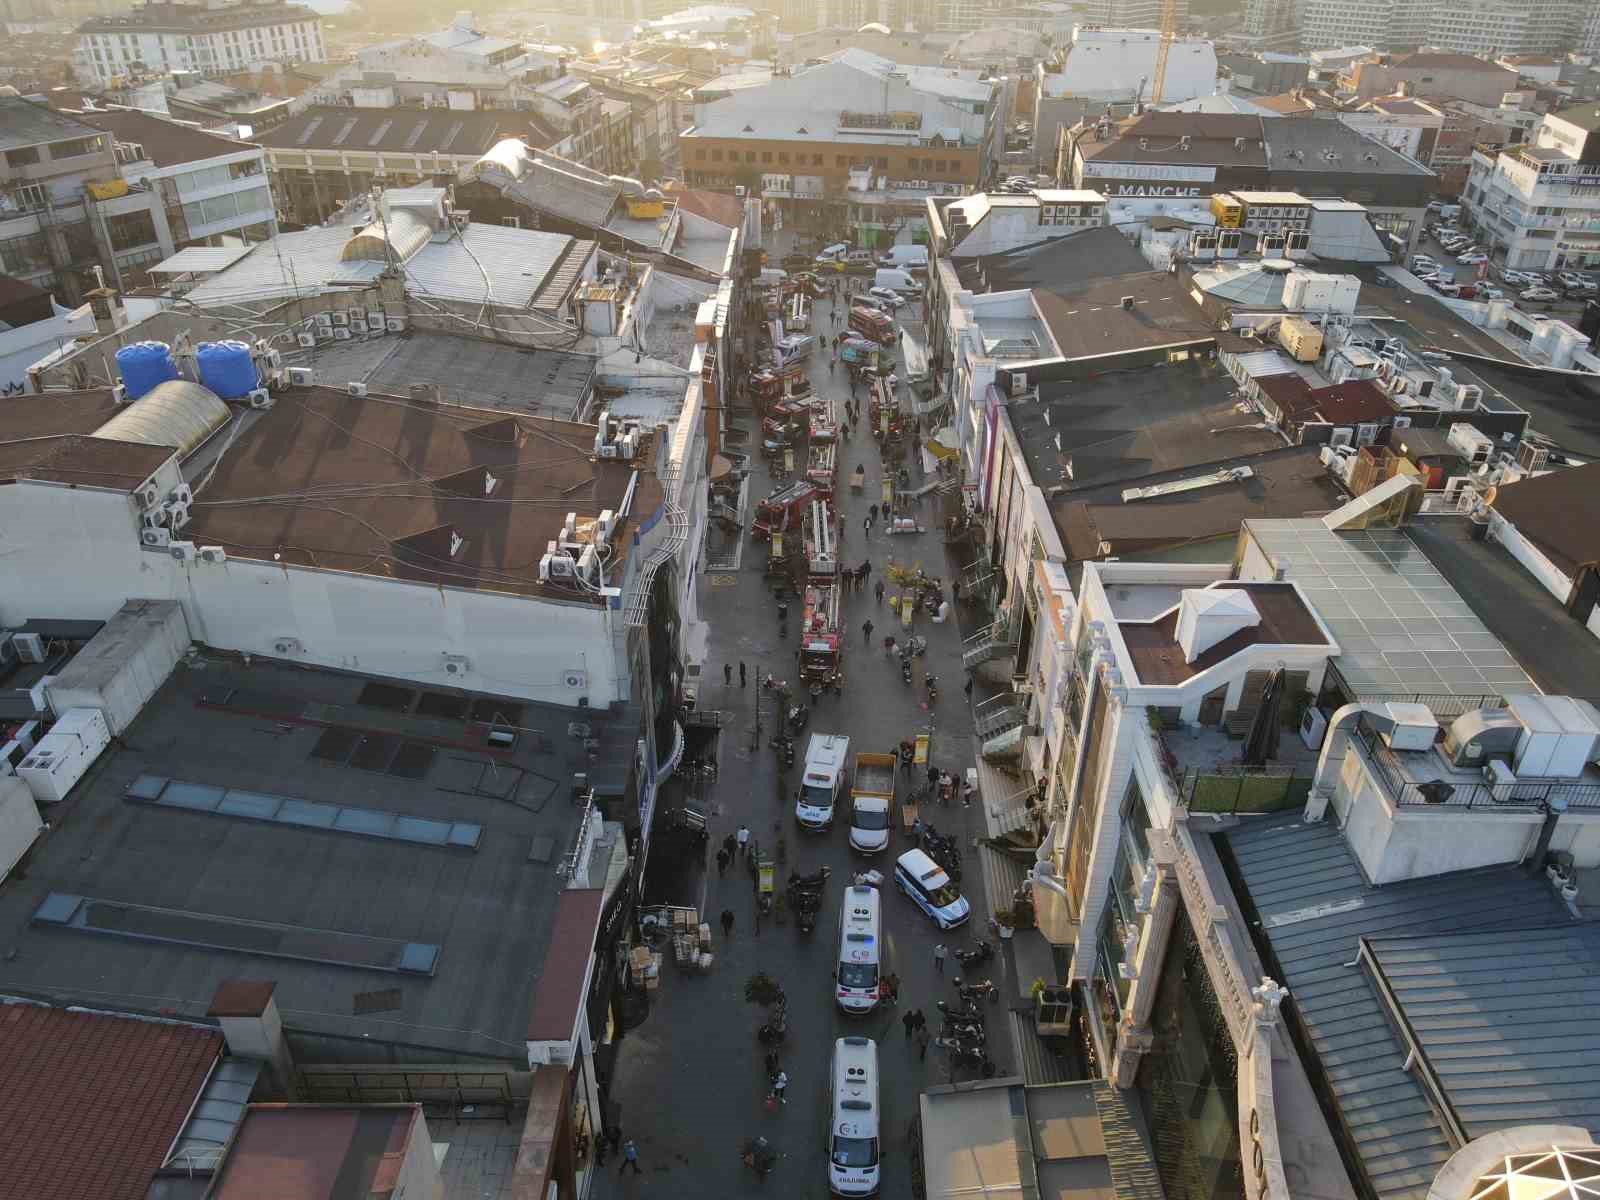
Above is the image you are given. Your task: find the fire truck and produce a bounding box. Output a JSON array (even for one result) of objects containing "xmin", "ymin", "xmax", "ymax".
[
  {"xmin": 799, "ymin": 577, "xmax": 844, "ymax": 688},
  {"xmin": 848, "ymin": 306, "xmax": 895, "ymax": 345},
  {"xmin": 749, "ymin": 365, "xmax": 811, "ymax": 408},
  {"xmin": 869, "ymin": 372, "xmax": 904, "ymax": 444},
  {"xmin": 752, "ymin": 480, "xmax": 817, "ymax": 541},
  {"xmin": 806, "ymin": 440, "xmax": 838, "ymax": 498},
  {"xmin": 786, "ymin": 291, "xmax": 812, "ymax": 331},
  {"xmin": 808, "ymin": 396, "xmax": 839, "ymax": 442},
  {"xmin": 803, "ymin": 497, "xmax": 840, "ymax": 581}
]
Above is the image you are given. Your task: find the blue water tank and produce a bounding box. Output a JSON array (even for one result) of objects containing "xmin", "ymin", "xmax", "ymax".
[
  {"xmin": 114, "ymin": 341, "xmax": 179, "ymax": 401},
  {"xmin": 195, "ymin": 340, "xmax": 259, "ymax": 400}
]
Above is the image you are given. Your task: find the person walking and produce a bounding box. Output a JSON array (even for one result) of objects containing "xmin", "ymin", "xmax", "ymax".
[
  {"xmin": 964, "ymin": 676, "xmax": 974, "ymax": 702},
  {"xmin": 869, "ymin": 503, "xmax": 879, "ymax": 522},
  {"xmin": 915, "ymin": 1024, "xmax": 931, "ymax": 1060},
  {"xmin": 862, "ymin": 618, "xmax": 874, "ymax": 645},
  {"xmin": 934, "ymin": 943, "xmax": 947, "ymax": 974},
  {"xmin": 716, "ymin": 847, "xmax": 730, "ymax": 877},
  {"xmin": 740, "ymin": 661, "xmax": 747, "ymax": 688},
  {"xmin": 722, "ymin": 832, "xmax": 737, "ymax": 862},
  {"xmin": 724, "ymin": 663, "xmax": 733, "ymax": 686},
  {"xmin": 737, "ymin": 824, "xmax": 750, "ymax": 857},
  {"xmin": 619, "ymin": 1139, "xmax": 642, "ymax": 1175},
  {"xmin": 863, "ymin": 514, "xmax": 872, "ymax": 537},
  {"xmin": 875, "ymin": 579, "xmax": 885, "ymax": 605},
  {"xmin": 721, "ymin": 908, "xmax": 735, "ymax": 938},
  {"xmin": 902, "ymin": 1007, "xmax": 919, "ymax": 1037},
  {"xmin": 770, "ymin": 1069, "xmax": 788, "ymax": 1105}
]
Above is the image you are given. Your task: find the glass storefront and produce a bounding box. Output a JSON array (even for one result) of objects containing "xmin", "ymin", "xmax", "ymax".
[{"xmin": 1135, "ymin": 905, "xmax": 1245, "ymax": 1200}]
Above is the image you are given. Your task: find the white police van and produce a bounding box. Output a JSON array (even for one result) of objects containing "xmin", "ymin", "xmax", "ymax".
[
  {"xmin": 893, "ymin": 848, "xmax": 970, "ymax": 929},
  {"xmin": 828, "ymin": 1036, "xmax": 881, "ymax": 1195}
]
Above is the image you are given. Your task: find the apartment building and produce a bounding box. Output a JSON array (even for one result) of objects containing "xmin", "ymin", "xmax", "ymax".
[
  {"xmin": 1461, "ymin": 103, "xmax": 1600, "ymax": 271},
  {"xmin": 1303, "ymin": 0, "xmax": 1580, "ymax": 60},
  {"xmin": 75, "ymin": 0, "xmax": 325, "ymax": 87},
  {"xmin": 1346, "ymin": 52, "xmax": 1520, "ymax": 106},
  {"xmin": 681, "ymin": 49, "xmax": 999, "ymax": 230}
]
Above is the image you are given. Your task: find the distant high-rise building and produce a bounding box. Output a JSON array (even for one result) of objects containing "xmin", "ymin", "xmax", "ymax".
[
  {"xmin": 1078, "ymin": 0, "xmax": 1188, "ymax": 30},
  {"xmin": 1240, "ymin": 0, "xmax": 1299, "ymax": 50},
  {"xmin": 1301, "ymin": 0, "xmax": 1579, "ymax": 57}
]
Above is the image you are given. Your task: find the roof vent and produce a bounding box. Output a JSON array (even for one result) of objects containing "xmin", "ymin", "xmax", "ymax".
[
  {"xmin": 1175, "ymin": 588, "xmax": 1261, "ymax": 663},
  {"xmin": 1120, "ymin": 295, "xmax": 1135, "ymax": 310}
]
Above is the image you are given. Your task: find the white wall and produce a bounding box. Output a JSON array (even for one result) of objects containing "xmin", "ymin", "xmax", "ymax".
[
  {"xmin": 0, "ymin": 303, "xmax": 95, "ymax": 394},
  {"xmin": 0, "ymin": 480, "xmax": 628, "ymax": 707}
]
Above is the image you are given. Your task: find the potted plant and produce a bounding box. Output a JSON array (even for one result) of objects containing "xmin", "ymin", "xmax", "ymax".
[{"xmin": 992, "ymin": 906, "xmax": 1016, "ymax": 939}]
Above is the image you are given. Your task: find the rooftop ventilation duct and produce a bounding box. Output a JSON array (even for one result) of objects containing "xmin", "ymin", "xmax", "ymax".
[{"xmin": 1175, "ymin": 588, "xmax": 1260, "ymax": 663}]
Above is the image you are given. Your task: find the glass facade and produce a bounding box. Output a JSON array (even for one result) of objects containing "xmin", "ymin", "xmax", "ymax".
[
  {"xmin": 1087, "ymin": 780, "xmax": 1151, "ymax": 1063},
  {"xmin": 1135, "ymin": 905, "xmax": 1245, "ymax": 1200}
]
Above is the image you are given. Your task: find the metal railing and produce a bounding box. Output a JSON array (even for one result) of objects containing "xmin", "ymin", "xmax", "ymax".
[{"xmin": 1353, "ymin": 721, "xmax": 1600, "ymax": 811}]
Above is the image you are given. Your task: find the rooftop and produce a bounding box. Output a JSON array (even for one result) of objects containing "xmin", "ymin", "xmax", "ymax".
[
  {"xmin": 0, "ymin": 387, "xmax": 171, "ymax": 491},
  {"xmin": 1033, "ymin": 272, "xmax": 1220, "ymax": 362},
  {"xmin": 0, "ymin": 1003, "xmax": 221, "ymax": 1200},
  {"xmin": 964, "ymin": 226, "xmax": 1149, "ymax": 296},
  {"xmin": 1118, "ymin": 580, "xmax": 1328, "ymax": 685},
  {"xmin": 210, "ymin": 1105, "xmax": 423, "ymax": 1200},
  {"xmin": 1013, "ymin": 357, "xmax": 1282, "ymax": 494},
  {"xmin": 1077, "ymin": 112, "xmax": 1267, "ymax": 168},
  {"xmin": 1053, "ymin": 444, "xmax": 1347, "ymax": 563},
  {"xmin": 1261, "ymin": 118, "xmax": 1435, "ymax": 176},
  {"xmin": 258, "ymin": 106, "xmax": 520, "ymax": 156},
  {"xmin": 462, "ymin": 141, "xmax": 621, "ymax": 232},
  {"xmin": 1490, "ymin": 462, "xmax": 1600, "ymax": 578},
  {"xmin": 1392, "ymin": 51, "xmax": 1514, "ymax": 72},
  {"xmin": 1241, "ymin": 520, "xmax": 1539, "ymax": 702},
  {"xmin": 78, "ymin": 0, "xmax": 319, "ymax": 34},
  {"xmin": 1552, "ymin": 102, "xmax": 1600, "ymax": 132},
  {"xmin": 1445, "ymin": 359, "xmax": 1600, "ymax": 461},
  {"xmin": 0, "ymin": 655, "xmax": 616, "ymax": 1060},
  {"xmin": 71, "ymin": 108, "xmax": 254, "ymax": 168},
  {"xmin": 1224, "ymin": 816, "xmax": 1581, "ymax": 1200},
  {"xmin": 0, "ymin": 96, "xmax": 105, "ymax": 153},
  {"xmin": 182, "ymin": 385, "xmax": 658, "ymax": 599}
]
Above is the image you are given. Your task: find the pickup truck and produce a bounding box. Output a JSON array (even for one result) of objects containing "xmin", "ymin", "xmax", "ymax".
[{"xmin": 848, "ymin": 752, "xmax": 897, "ymax": 853}]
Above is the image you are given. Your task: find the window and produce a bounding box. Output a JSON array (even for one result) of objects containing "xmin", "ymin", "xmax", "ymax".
[
  {"xmin": 836, "ymin": 155, "xmax": 847, "ymax": 167},
  {"xmin": 4, "ymin": 147, "xmax": 39, "ymax": 167},
  {"xmin": 8, "ymin": 182, "xmax": 47, "ymax": 212},
  {"xmin": 778, "ymin": 152, "xmax": 788, "ymax": 164},
  {"xmin": 105, "ymin": 208, "xmax": 158, "ymax": 252},
  {"xmin": 812, "ymin": 153, "xmax": 823, "ymax": 166},
  {"xmin": 50, "ymin": 136, "xmax": 103, "ymax": 160},
  {"xmin": 709, "ymin": 148, "xmax": 720, "ymax": 161},
  {"xmin": 746, "ymin": 151, "xmax": 755, "ymax": 163},
  {"xmin": 501, "ymin": 216, "xmax": 521, "ymax": 228},
  {"xmin": 0, "ymin": 230, "xmax": 50, "ymax": 274},
  {"xmin": 875, "ymin": 156, "xmax": 887, "ymax": 168},
  {"xmin": 761, "ymin": 151, "xmax": 772, "ymax": 163}
]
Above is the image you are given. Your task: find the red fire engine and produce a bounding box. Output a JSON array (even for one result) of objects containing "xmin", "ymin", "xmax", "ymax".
[
  {"xmin": 799, "ymin": 578, "xmax": 843, "ymax": 687},
  {"xmin": 806, "ymin": 440, "xmax": 838, "ymax": 499},
  {"xmin": 751, "ymin": 480, "xmax": 817, "ymax": 541},
  {"xmin": 869, "ymin": 372, "xmax": 904, "ymax": 443},
  {"xmin": 803, "ymin": 497, "xmax": 839, "ymax": 581}
]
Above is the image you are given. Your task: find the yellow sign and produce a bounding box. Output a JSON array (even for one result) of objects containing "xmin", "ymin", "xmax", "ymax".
[{"xmin": 86, "ymin": 178, "xmax": 129, "ymax": 200}]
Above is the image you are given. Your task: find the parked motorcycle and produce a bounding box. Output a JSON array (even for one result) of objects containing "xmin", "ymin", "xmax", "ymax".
[
  {"xmin": 954, "ymin": 977, "xmax": 1001, "ymax": 1005},
  {"xmin": 926, "ymin": 674, "xmax": 939, "ymax": 704},
  {"xmin": 901, "ymin": 655, "xmax": 913, "ymax": 685},
  {"xmin": 934, "ymin": 1036, "xmax": 998, "ymax": 1077},
  {"xmin": 940, "ymin": 1017, "xmax": 985, "ymax": 1043},
  {"xmin": 955, "ymin": 941, "xmax": 994, "ymax": 968},
  {"xmin": 786, "ymin": 703, "xmax": 809, "ymax": 733},
  {"xmin": 757, "ymin": 1000, "xmax": 789, "ymax": 1045},
  {"xmin": 936, "ymin": 999, "xmax": 985, "ymax": 1023}
]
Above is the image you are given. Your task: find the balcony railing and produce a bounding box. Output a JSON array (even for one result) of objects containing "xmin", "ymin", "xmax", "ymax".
[{"xmin": 1353, "ymin": 721, "xmax": 1600, "ymax": 811}]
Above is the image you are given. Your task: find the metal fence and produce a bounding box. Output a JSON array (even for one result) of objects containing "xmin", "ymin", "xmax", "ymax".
[
  {"xmin": 1182, "ymin": 764, "xmax": 1311, "ymax": 815},
  {"xmin": 1353, "ymin": 721, "xmax": 1600, "ymax": 811}
]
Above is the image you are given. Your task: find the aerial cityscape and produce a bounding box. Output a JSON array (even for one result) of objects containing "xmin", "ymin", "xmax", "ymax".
[{"xmin": 1, "ymin": 0, "xmax": 1600, "ymax": 1198}]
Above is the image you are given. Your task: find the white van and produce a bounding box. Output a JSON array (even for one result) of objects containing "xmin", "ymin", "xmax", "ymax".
[
  {"xmin": 816, "ymin": 243, "xmax": 849, "ymax": 262},
  {"xmin": 894, "ymin": 848, "xmax": 970, "ymax": 929},
  {"xmin": 828, "ymin": 1037, "xmax": 881, "ymax": 1196},
  {"xmin": 758, "ymin": 267, "xmax": 788, "ymax": 286},
  {"xmin": 878, "ymin": 244, "xmax": 928, "ymax": 269},
  {"xmin": 835, "ymin": 885, "xmax": 882, "ymax": 1013},
  {"xmin": 873, "ymin": 268, "xmax": 918, "ymax": 295},
  {"xmin": 797, "ymin": 732, "xmax": 850, "ymax": 831}
]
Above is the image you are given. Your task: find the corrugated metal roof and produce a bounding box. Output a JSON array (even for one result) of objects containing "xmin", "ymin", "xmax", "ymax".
[
  {"xmin": 1225, "ymin": 817, "xmax": 1577, "ymax": 1200},
  {"xmin": 1365, "ymin": 924, "xmax": 1600, "ymax": 1141},
  {"xmin": 1091, "ymin": 1081, "xmax": 1167, "ymax": 1200}
]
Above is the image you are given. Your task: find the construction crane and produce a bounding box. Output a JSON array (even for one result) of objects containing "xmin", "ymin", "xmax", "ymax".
[{"xmin": 1148, "ymin": 0, "xmax": 1182, "ymax": 107}]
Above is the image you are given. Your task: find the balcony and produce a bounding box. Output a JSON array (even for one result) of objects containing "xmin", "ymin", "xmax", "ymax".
[
  {"xmin": 963, "ymin": 619, "xmax": 1020, "ymax": 669},
  {"xmin": 1153, "ymin": 716, "xmax": 1319, "ymax": 816}
]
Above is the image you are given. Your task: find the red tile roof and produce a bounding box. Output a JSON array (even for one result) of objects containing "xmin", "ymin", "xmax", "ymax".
[{"xmin": 0, "ymin": 1004, "xmax": 221, "ymax": 1200}]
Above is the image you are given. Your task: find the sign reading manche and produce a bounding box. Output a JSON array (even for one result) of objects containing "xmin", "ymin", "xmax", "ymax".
[{"xmin": 1080, "ymin": 161, "xmax": 1218, "ymax": 183}]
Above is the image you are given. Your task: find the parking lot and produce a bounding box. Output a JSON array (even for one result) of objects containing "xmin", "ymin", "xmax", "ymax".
[{"xmin": 1411, "ymin": 223, "xmax": 1595, "ymax": 320}]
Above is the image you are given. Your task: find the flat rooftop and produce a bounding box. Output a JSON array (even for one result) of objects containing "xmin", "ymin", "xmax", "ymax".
[
  {"xmin": 0, "ymin": 386, "xmax": 173, "ymax": 491},
  {"xmin": 961, "ymin": 226, "xmax": 1149, "ymax": 296},
  {"xmin": 0, "ymin": 656, "xmax": 613, "ymax": 1061},
  {"xmin": 211, "ymin": 1106, "xmax": 422, "ymax": 1200},
  {"xmin": 1033, "ymin": 273, "xmax": 1219, "ymax": 362},
  {"xmin": 1015, "ymin": 359, "xmax": 1284, "ymax": 494},
  {"xmin": 1118, "ymin": 580, "xmax": 1329, "ymax": 685},
  {"xmin": 1053, "ymin": 444, "xmax": 1347, "ymax": 562},
  {"xmin": 184, "ymin": 386, "xmax": 659, "ymax": 600}
]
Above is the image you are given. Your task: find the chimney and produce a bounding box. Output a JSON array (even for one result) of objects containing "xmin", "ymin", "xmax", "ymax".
[
  {"xmin": 208, "ymin": 980, "xmax": 300, "ymax": 1100},
  {"xmin": 84, "ymin": 286, "xmax": 125, "ymax": 335}
]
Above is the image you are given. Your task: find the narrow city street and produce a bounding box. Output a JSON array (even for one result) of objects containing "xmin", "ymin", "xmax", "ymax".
[{"xmin": 594, "ymin": 245, "xmax": 1008, "ymax": 1199}]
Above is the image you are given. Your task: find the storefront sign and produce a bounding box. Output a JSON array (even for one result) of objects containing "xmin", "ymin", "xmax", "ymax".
[
  {"xmin": 1103, "ymin": 183, "xmax": 1206, "ymax": 197},
  {"xmin": 1081, "ymin": 161, "xmax": 1217, "ymax": 183}
]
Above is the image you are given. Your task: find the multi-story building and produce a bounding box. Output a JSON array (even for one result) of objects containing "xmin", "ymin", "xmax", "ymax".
[
  {"xmin": 74, "ymin": 0, "xmax": 325, "ymax": 87},
  {"xmin": 1237, "ymin": 0, "xmax": 1300, "ymax": 51},
  {"xmin": 1078, "ymin": 0, "xmax": 1187, "ymax": 27},
  {"xmin": 680, "ymin": 48, "xmax": 999, "ymax": 232},
  {"xmin": 1461, "ymin": 103, "xmax": 1600, "ymax": 271},
  {"xmin": 1344, "ymin": 52, "xmax": 1520, "ymax": 107},
  {"xmin": 1217, "ymin": 51, "xmax": 1309, "ymax": 95},
  {"xmin": 1303, "ymin": 0, "xmax": 1580, "ymax": 60}
]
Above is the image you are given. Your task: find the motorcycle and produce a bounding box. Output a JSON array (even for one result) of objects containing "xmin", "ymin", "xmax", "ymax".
[
  {"xmin": 771, "ymin": 734, "xmax": 795, "ymax": 768},
  {"xmin": 940, "ymin": 1016, "xmax": 985, "ymax": 1042},
  {"xmin": 786, "ymin": 703, "xmax": 809, "ymax": 733},
  {"xmin": 901, "ymin": 655, "xmax": 913, "ymax": 685},
  {"xmin": 936, "ymin": 999, "xmax": 985, "ymax": 1023},
  {"xmin": 757, "ymin": 1000, "xmax": 789, "ymax": 1045},
  {"xmin": 956, "ymin": 941, "xmax": 994, "ymax": 968},
  {"xmin": 934, "ymin": 1036, "xmax": 998, "ymax": 1077},
  {"xmin": 955, "ymin": 976, "xmax": 1001, "ymax": 1005},
  {"xmin": 926, "ymin": 674, "xmax": 939, "ymax": 704},
  {"xmin": 742, "ymin": 1135, "xmax": 779, "ymax": 1179},
  {"xmin": 787, "ymin": 866, "xmax": 830, "ymax": 935}
]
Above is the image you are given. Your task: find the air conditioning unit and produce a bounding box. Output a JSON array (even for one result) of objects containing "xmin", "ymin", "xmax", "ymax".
[
  {"xmin": 170, "ymin": 483, "xmax": 192, "ymax": 505},
  {"xmin": 563, "ymin": 670, "xmax": 588, "ymax": 688},
  {"xmin": 314, "ymin": 312, "xmax": 333, "ymax": 330},
  {"xmin": 137, "ymin": 482, "xmax": 161, "ymax": 511},
  {"xmin": 286, "ymin": 367, "xmax": 314, "ymax": 387},
  {"xmin": 12, "ymin": 632, "xmax": 44, "ymax": 663},
  {"xmin": 442, "ymin": 653, "xmax": 471, "ymax": 676},
  {"xmin": 386, "ymin": 317, "xmax": 406, "ymax": 332},
  {"xmin": 261, "ymin": 349, "xmax": 283, "ymax": 371},
  {"xmin": 112, "ymin": 382, "xmax": 128, "ymax": 404},
  {"xmin": 141, "ymin": 528, "xmax": 171, "ymax": 548},
  {"xmin": 163, "ymin": 500, "xmax": 190, "ymax": 529},
  {"xmin": 330, "ymin": 312, "xmax": 349, "ymax": 327},
  {"xmin": 197, "ymin": 546, "xmax": 227, "ymax": 564},
  {"xmin": 247, "ymin": 387, "xmax": 272, "ymax": 409},
  {"xmin": 347, "ymin": 381, "xmax": 368, "ymax": 397},
  {"xmin": 1010, "ymin": 372, "xmax": 1028, "ymax": 395},
  {"xmin": 1516, "ymin": 441, "xmax": 1549, "ymax": 472},
  {"xmin": 1392, "ymin": 414, "xmax": 1411, "ymax": 429},
  {"xmin": 169, "ymin": 540, "xmax": 197, "ymax": 563},
  {"xmin": 297, "ymin": 332, "xmax": 316, "ymax": 348},
  {"xmin": 348, "ymin": 307, "xmax": 366, "ymax": 324},
  {"xmin": 367, "ymin": 313, "xmax": 385, "ymax": 331},
  {"xmin": 332, "ymin": 328, "xmax": 352, "ymax": 341},
  {"xmin": 272, "ymin": 637, "xmax": 302, "ymax": 655}
]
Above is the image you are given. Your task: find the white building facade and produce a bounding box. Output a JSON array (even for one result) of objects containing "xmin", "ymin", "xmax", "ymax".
[
  {"xmin": 75, "ymin": 1, "xmax": 326, "ymax": 86},
  {"xmin": 1461, "ymin": 109, "xmax": 1600, "ymax": 271}
]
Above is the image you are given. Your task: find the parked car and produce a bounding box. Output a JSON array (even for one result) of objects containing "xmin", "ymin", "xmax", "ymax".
[
  {"xmin": 782, "ymin": 253, "xmax": 815, "ymax": 272},
  {"xmin": 1410, "ymin": 255, "xmax": 1437, "ymax": 272},
  {"xmin": 1432, "ymin": 282, "xmax": 1462, "ymax": 297},
  {"xmin": 814, "ymin": 258, "xmax": 846, "ymax": 274},
  {"xmin": 1521, "ymin": 286, "xmax": 1560, "ymax": 302},
  {"xmin": 1500, "ymin": 270, "xmax": 1534, "ymax": 286},
  {"xmin": 1477, "ymin": 285, "xmax": 1505, "ymax": 300},
  {"xmin": 1456, "ymin": 252, "xmax": 1488, "ymax": 265},
  {"xmin": 866, "ymin": 286, "xmax": 906, "ymax": 308}
]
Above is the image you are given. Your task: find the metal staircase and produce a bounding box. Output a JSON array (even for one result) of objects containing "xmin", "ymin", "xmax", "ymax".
[{"xmin": 962, "ymin": 619, "xmax": 1020, "ymax": 670}]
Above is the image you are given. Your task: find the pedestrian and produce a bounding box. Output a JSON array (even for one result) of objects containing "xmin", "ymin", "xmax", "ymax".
[
  {"xmin": 770, "ymin": 1069, "xmax": 788, "ymax": 1105},
  {"xmin": 869, "ymin": 503, "xmax": 879, "ymax": 522},
  {"xmin": 721, "ymin": 907, "xmax": 735, "ymax": 937},
  {"xmin": 724, "ymin": 662, "xmax": 733, "ymax": 686},
  {"xmin": 737, "ymin": 823, "xmax": 750, "ymax": 856},
  {"xmin": 964, "ymin": 676, "xmax": 974, "ymax": 701},
  {"xmin": 914, "ymin": 1008, "xmax": 927, "ymax": 1034},
  {"xmin": 862, "ymin": 618, "xmax": 874, "ymax": 644},
  {"xmin": 860, "ymin": 559, "xmax": 871, "ymax": 581},
  {"xmin": 740, "ymin": 661, "xmax": 747, "ymax": 688},
  {"xmin": 927, "ymin": 764, "xmax": 940, "ymax": 789},
  {"xmin": 915, "ymin": 1024, "xmax": 931, "ymax": 1060},
  {"xmin": 875, "ymin": 579, "xmax": 885, "ymax": 604},
  {"xmin": 902, "ymin": 1007, "xmax": 918, "ymax": 1037},
  {"xmin": 863, "ymin": 515, "xmax": 872, "ymax": 537},
  {"xmin": 619, "ymin": 1139, "xmax": 642, "ymax": 1175},
  {"xmin": 934, "ymin": 943, "xmax": 947, "ymax": 973},
  {"xmin": 717, "ymin": 847, "xmax": 730, "ymax": 876},
  {"xmin": 723, "ymin": 832, "xmax": 737, "ymax": 861}
]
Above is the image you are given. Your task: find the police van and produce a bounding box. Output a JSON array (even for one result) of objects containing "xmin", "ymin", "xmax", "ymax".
[
  {"xmin": 893, "ymin": 848, "xmax": 970, "ymax": 929},
  {"xmin": 835, "ymin": 884, "xmax": 882, "ymax": 1013},
  {"xmin": 828, "ymin": 1036, "xmax": 881, "ymax": 1195}
]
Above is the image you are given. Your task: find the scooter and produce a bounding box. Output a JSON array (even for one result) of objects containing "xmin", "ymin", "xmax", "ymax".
[
  {"xmin": 955, "ymin": 977, "xmax": 1001, "ymax": 1005},
  {"xmin": 956, "ymin": 940, "xmax": 994, "ymax": 968},
  {"xmin": 742, "ymin": 1135, "xmax": 779, "ymax": 1179},
  {"xmin": 940, "ymin": 1016, "xmax": 986, "ymax": 1042},
  {"xmin": 936, "ymin": 999, "xmax": 985, "ymax": 1023},
  {"xmin": 786, "ymin": 703, "xmax": 809, "ymax": 733},
  {"xmin": 926, "ymin": 674, "xmax": 939, "ymax": 705},
  {"xmin": 901, "ymin": 655, "xmax": 913, "ymax": 685}
]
